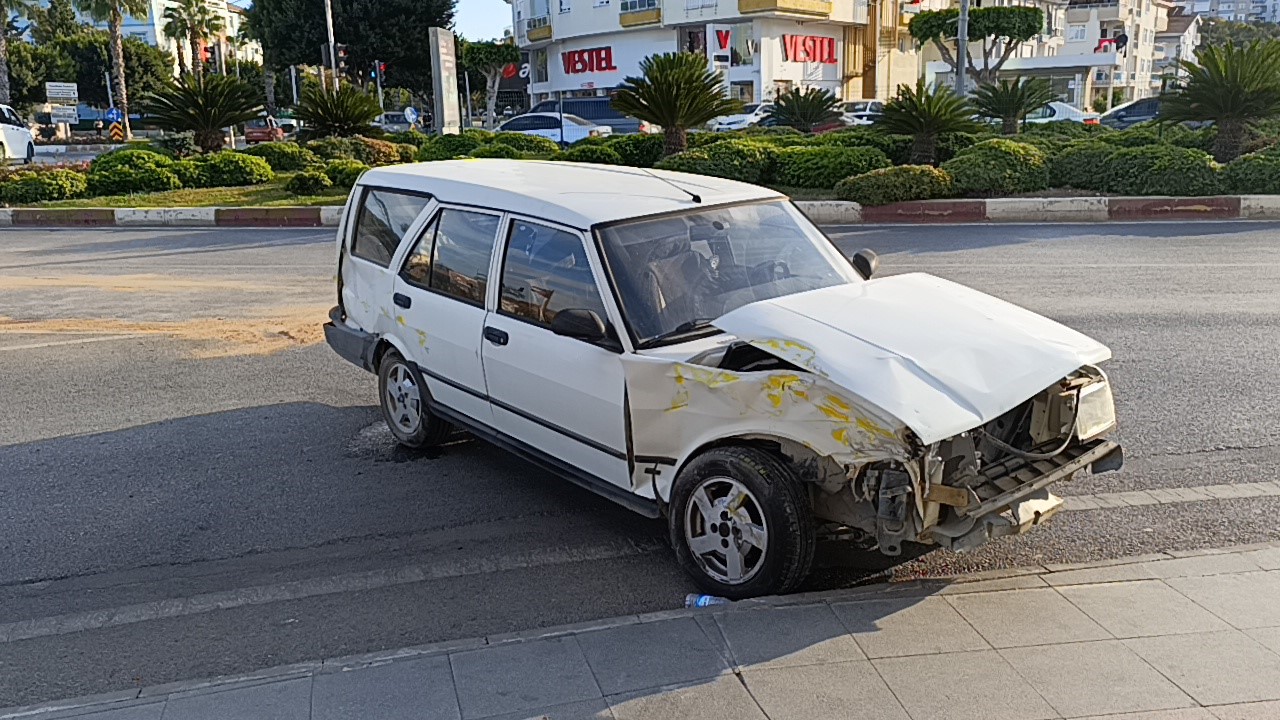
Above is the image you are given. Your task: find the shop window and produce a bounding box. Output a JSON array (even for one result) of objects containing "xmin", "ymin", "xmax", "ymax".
[
  {"xmin": 730, "ymin": 81, "xmax": 754, "ymax": 103},
  {"xmin": 683, "ymin": 27, "xmax": 707, "ymax": 55},
  {"xmin": 731, "ymin": 24, "xmax": 754, "ymax": 66},
  {"xmin": 532, "ymin": 49, "xmax": 548, "ymax": 83}
]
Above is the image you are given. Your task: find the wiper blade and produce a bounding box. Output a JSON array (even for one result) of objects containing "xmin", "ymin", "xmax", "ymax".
[{"xmin": 640, "ymin": 318, "xmax": 719, "ymax": 347}]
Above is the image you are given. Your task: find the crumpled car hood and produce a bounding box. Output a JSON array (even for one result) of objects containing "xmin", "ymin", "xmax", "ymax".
[{"xmin": 712, "ymin": 273, "xmax": 1111, "ymax": 445}]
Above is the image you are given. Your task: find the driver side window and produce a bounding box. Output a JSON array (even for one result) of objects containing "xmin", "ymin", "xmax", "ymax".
[{"xmin": 498, "ymin": 219, "xmax": 606, "ymax": 330}]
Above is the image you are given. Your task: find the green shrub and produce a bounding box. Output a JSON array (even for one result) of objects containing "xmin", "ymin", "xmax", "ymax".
[
  {"xmin": 324, "ymin": 159, "xmax": 370, "ymax": 188},
  {"xmin": 773, "ymin": 146, "xmax": 891, "ymax": 188},
  {"xmin": 605, "ymin": 133, "xmax": 665, "ymax": 167},
  {"xmin": 199, "ymin": 151, "xmax": 274, "ymax": 187},
  {"xmin": 835, "ymin": 165, "xmax": 954, "ymax": 206},
  {"xmin": 1162, "ymin": 124, "xmax": 1217, "ymax": 153},
  {"xmin": 1098, "ymin": 127, "xmax": 1164, "ymax": 148},
  {"xmin": 936, "ymin": 132, "xmax": 987, "ymax": 162},
  {"xmin": 1023, "ymin": 121, "xmax": 1107, "ymax": 139},
  {"xmin": 653, "ymin": 140, "xmax": 776, "ymax": 184},
  {"xmin": 242, "ymin": 142, "xmax": 319, "ymax": 171},
  {"xmin": 741, "ymin": 126, "xmax": 802, "ymax": 137},
  {"xmin": 491, "ymin": 132, "xmax": 560, "ymax": 155},
  {"xmin": 461, "ymin": 128, "xmax": 495, "ymax": 143},
  {"xmin": 1049, "ymin": 141, "xmax": 1116, "ymax": 191},
  {"xmin": 654, "ymin": 149, "xmax": 713, "ymax": 175},
  {"xmin": 560, "ymin": 144, "xmax": 624, "ymax": 165},
  {"xmin": 0, "ymin": 169, "xmax": 88, "ymax": 203},
  {"xmin": 940, "ymin": 139, "xmax": 1048, "ymax": 197},
  {"xmin": 351, "ymin": 137, "xmax": 401, "ymax": 166},
  {"xmin": 307, "ymin": 136, "xmax": 360, "ymax": 160},
  {"xmin": 394, "ymin": 143, "xmax": 418, "ymax": 163},
  {"xmin": 809, "ymin": 130, "xmax": 913, "ymax": 164},
  {"xmin": 87, "ymin": 165, "xmax": 182, "ymax": 196},
  {"xmin": 469, "ymin": 143, "xmax": 524, "ymax": 159},
  {"xmin": 1104, "ymin": 144, "xmax": 1220, "ymax": 195},
  {"xmin": 286, "ymin": 169, "xmax": 334, "ymax": 195},
  {"xmin": 1222, "ymin": 150, "xmax": 1280, "ymax": 193},
  {"xmin": 1016, "ymin": 134, "xmax": 1070, "ymax": 162},
  {"xmin": 151, "ymin": 131, "xmax": 199, "ymax": 158},
  {"xmin": 171, "ymin": 159, "xmax": 206, "ymax": 187},
  {"xmin": 386, "ymin": 131, "xmax": 432, "ymax": 148},
  {"xmin": 418, "ymin": 134, "xmax": 481, "ymax": 161},
  {"xmin": 90, "ymin": 148, "xmax": 174, "ymax": 173},
  {"xmin": 687, "ymin": 131, "xmax": 727, "ymax": 148}
]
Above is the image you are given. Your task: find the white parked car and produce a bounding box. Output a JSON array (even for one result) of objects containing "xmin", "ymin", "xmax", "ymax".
[
  {"xmin": 712, "ymin": 103, "xmax": 774, "ymax": 132},
  {"xmin": 325, "ymin": 160, "xmax": 1123, "ymax": 598},
  {"xmin": 496, "ymin": 112, "xmax": 612, "ymax": 147},
  {"xmin": 841, "ymin": 100, "xmax": 884, "ymax": 126},
  {"xmin": 0, "ymin": 104, "xmax": 34, "ymax": 164},
  {"xmin": 1026, "ymin": 101, "xmax": 1100, "ymax": 125}
]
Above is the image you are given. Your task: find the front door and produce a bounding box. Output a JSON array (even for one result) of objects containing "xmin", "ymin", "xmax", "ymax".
[
  {"xmin": 480, "ymin": 216, "xmax": 631, "ymax": 489},
  {"xmin": 392, "ymin": 205, "xmax": 502, "ymax": 425}
]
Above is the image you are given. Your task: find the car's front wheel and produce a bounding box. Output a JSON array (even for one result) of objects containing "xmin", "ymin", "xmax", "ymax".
[
  {"xmin": 669, "ymin": 447, "xmax": 815, "ymax": 599},
  {"xmin": 377, "ymin": 348, "xmax": 452, "ymax": 449},
  {"xmin": 23, "ymin": 142, "xmax": 33, "ymax": 165}
]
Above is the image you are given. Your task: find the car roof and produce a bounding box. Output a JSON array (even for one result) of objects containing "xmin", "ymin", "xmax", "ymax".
[{"xmin": 360, "ymin": 159, "xmax": 784, "ymax": 229}]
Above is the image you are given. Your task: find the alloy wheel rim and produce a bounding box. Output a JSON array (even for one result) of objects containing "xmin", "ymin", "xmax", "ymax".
[
  {"xmin": 385, "ymin": 362, "xmax": 422, "ymax": 435},
  {"xmin": 683, "ymin": 476, "xmax": 769, "ymax": 585}
]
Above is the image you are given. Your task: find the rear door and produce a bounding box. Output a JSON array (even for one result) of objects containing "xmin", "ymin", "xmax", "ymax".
[
  {"xmin": 392, "ymin": 205, "xmax": 502, "ymax": 424},
  {"xmin": 339, "ymin": 187, "xmax": 433, "ymax": 337}
]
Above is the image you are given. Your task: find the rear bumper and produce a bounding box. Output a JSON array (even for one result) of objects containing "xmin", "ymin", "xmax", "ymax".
[{"xmin": 323, "ymin": 306, "xmax": 376, "ymax": 372}]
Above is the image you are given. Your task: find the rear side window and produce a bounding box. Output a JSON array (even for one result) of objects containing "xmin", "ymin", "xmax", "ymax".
[
  {"xmin": 351, "ymin": 189, "xmax": 430, "ymax": 267},
  {"xmin": 400, "ymin": 208, "xmax": 500, "ymax": 305}
]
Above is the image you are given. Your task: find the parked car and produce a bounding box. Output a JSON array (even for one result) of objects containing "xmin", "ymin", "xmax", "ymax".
[
  {"xmin": 243, "ymin": 116, "xmax": 284, "ymax": 145},
  {"xmin": 529, "ymin": 97, "xmax": 654, "ymax": 135},
  {"xmin": 712, "ymin": 103, "xmax": 775, "ymax": 132},
  {"xmin": 376, "ymin": 112, "xmax": 415, "ymax": 134},
  {"xmin": 0, "ymin": 104, "xmax": 34, "ymax": 163},
  {"xmin": 495, "ymin": 112, "xmax": 611, "ymax": 147},
  {"xmin": 1100, "ymin": 98, "xmax": 1160, "ymax": 129},
  {"xmin": 1026, "ymin": 102, "xmax": 1100, "ymax": 125},
  {"xmin": 841, "ymin": 100, "xmax": 883, "ymax": 126},
  {"xmin": 324, "ymin": 160, "xmax": 1123, "ymax": 598}
]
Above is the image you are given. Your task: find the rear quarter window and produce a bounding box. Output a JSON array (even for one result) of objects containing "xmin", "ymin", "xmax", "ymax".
[{"xmin": 351, "ymin": 189, "xmax": 431, "ymax": 267}]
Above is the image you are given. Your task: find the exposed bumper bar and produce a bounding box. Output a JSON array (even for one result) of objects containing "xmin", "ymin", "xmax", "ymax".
[{"xmin": 323, "ymin": 306, "xmax": 377, "ymax": 372}]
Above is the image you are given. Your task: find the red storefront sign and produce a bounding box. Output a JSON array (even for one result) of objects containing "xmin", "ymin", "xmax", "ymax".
[
  {"xmin": 562, "ymin": 47, "xmax": 618, "ymax": 75},
  {"xmin": 782, "ymin": 35, "xmax": 838, "ymax": 64},
  {"xmin": 715, "ymin": 29, "xmax": 731, "ymax": 50}
]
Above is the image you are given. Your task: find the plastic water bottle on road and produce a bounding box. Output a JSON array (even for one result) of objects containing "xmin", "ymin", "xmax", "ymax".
[{"xmin": 685, "ymin": 594, "xmax": 730, "ymax": 608}]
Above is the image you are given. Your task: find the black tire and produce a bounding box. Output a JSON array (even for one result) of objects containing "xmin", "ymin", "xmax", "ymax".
[
  {"xmin": 377, "ymin": 348, "xmax": 452, "ymax": 449},
  {"xmin": 23, "ymin": 143, "xmax": 33, "ymax": 165},
  {"xmin": 669, "ymin": 446, "xmax": 815, "ymax": 599}
]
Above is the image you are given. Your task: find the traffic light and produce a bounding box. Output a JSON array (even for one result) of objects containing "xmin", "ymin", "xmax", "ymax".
[
  {"xmin": 336, "ymin": 44, "xmax": 349, "ymax": 73},
  {"xmin": 201, "ymin": 45, "xmax": 213, "ymax": 66}
]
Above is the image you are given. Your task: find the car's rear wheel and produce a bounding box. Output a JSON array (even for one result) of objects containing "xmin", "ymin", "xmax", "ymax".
[
  {"xmin": 669, "ymin": 447, "xmax": 815, "ymax": 599},
  {"xmin": 23, "ymin": 143, "xmax": 33, "ymax": 165},
  {"xmin": 377, "ymin": 348, "xmax": 452, "ymax": 449}
]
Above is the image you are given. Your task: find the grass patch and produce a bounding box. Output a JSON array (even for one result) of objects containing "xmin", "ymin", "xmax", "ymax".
[{"xmin": 31, "ymin": 173, "xmax": 348, "ymax": 209}]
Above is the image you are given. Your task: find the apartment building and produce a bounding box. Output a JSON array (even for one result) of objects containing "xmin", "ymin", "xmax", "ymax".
[
  {"xmin": 508, "ymin": 0, "xmax": 940, "ymax": 105},
  {"xmin": 922, "ymin": 0, "xmax": 1171, "ymax": 109},
  {"xmin": 1170, "ymin": 0, "xmax": 1273, "ymax": 23},
  {"xmin": 1152, "ymin": 7, "xmax": 1200, "ymax": 89},
  {"xmin": 80, "ymin": 0, "xmax": 263, "ymax": 73}
]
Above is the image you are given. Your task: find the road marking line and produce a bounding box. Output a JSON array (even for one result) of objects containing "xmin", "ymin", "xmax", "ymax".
[
  {"xmin": 1065, "ymin": 481, "xmax": 1280, "ymax": 511},
  {"xmin": 0, "ymin": 539, "xmax": 664, "ymax": 644},
  {"xmin": 0, "ymin": 334, "xmax": 145, "ymax": 351}
]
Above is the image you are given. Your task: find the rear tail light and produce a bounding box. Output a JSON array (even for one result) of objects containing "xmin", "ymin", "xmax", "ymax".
[
  {"xmin": 639, "ymin": 121, "xmax": 653, "ymax": 134},
  {"xmin": 1084, "ymin": 118, "xmax": 1100, "ymax": 125}
]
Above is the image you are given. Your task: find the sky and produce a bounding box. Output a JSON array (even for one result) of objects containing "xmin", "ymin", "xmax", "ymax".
[{"xmin": 455, "ymin": 0, "xmax": 513, "ymax": 42}]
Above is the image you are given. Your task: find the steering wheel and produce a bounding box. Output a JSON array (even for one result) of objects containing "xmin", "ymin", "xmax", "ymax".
[{"xmin": 749, "ymin": 259, "xmax": 792, "ymax": 285}]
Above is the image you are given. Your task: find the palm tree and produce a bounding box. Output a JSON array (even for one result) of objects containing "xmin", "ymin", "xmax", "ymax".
[
  {"xmin": 161, "ymin": 3, "xmax": 193, "ymax": 75},
  {"xmin": 0, "ymin": 0, "xmax": 32, "ymax": 105},
  {"xmin": 611, "ymin": 52, "xmax": 741, "ymax": 156},
  {"xmin": 1160, "ymin": 40, "xmax": 1280, "ymax": 162},
  {"xmin": 75, "ymin": 0, "xmax": 150, "ymax": 139},
  {"xmin": 972, "ymin": 76, "xmax": 1057, "ymax": 135},
  {"xmin": 766, "ymin": 87, "xmax": 841, "ymax": 133},
  {"xmin": 144, "ymin": 73, "xmax": 263, "ymax": 152},
  {"xmin": 294, "ymin": 85, "xmax": 382, "ymax": 137},
  {"xmin": 875, "ymin": 80, "xmax": 980, "ymax": 164}
]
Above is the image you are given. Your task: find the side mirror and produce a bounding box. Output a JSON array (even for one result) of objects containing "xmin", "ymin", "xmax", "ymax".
[
  {"xmin": 550, "ymin": 308, "xmax": 607, "ymax": 342},
  {"xmin": 851, "ymin": 249, "xmax": 879, "ymax": 280}
]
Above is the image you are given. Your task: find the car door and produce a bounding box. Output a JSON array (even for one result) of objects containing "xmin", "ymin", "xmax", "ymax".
[
  {"xmin": 0, "ymin": 107, "xmax": 27, "ymax": 159},
  {"xmin": 392, "ymin": 205, "xmax": 502, "ymax": 425},
  {"xmin": 340, "ymin": 187, "xmax": 434, "ymax": 338},
  {"xmin": 523, "ymin": 115, "xmax": 567, "ymax": 144},
  {"xmin": 480, "ymin": 216, "xmax": 631, "ymax": 489}
]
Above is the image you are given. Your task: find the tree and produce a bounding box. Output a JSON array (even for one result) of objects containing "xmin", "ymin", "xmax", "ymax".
[
  {"xmin": 294, "ymin": 85, "xmax": 382, "ymax": 137},
  {"xmin": 161, "ymin": 2, "xmax": 193, "ymax": 75},
  {"xmin": 612, "ymin": 52, "xmax": 741, "ymax": 156},
  {"xmin": 74, "ymin": 0, "xmax": 151, "ymax": 138},
  {"xmin": 1200, "ymin": 18, "xmax": 1280, "ymax": 48},
  {"xmin": 51, "ymin": 31, "xmax": 173, "ymax": 108},
  {"xmin": 28, "ymin": 0, "xmax": 82, "ymax": 44},
  {"xmin": 0, "ymin": 0, "xmax": 34, "ymax": 105},
  {"xmin": 1160, "ymin": 40, "xmax": 1280, "ymax": 162},
  {"xmin": 766, "ymin": 86, "xmax": 841, "ymax": 132},
  {"xmin": 459, "ymin": 39, "xmax": 519, "ymax": 128},
  {"xmin": 7, "ymin": 39, "xmax": 75, "ymax": 107},
  {"xmin": 144, "ymin": 73, "xmax": 264, "ymax": 152},
  {"xmin": 972, "ymin": 76, "xmax": 1057, "ymax": 134},
  {"xmin": 909, "ymin": 7, "xmax": 1044, "ymax": 86},
  {"xmin": 876, "ymin": 80, "xmax": 980, "ymax": 164}
]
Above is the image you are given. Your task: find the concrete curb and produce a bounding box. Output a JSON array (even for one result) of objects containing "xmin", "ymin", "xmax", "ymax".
[
  {"xmin": 4, "ymin": 539, "xmax": 1278, "ymax": 719},
  {"xmin": 34, "ymin": 144, "xmax": 124, "ymax": 155}
]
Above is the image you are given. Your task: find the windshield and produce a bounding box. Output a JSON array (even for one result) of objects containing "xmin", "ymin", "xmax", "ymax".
[
  {"xmin": 741, "ymin": 104, "xmax": 759, "ymax": 114},
  {"xmin": 565, "ymin": 114, "xmax": 594, "ymax": 126},
  {"xmin": 844, "ymin": 102, "xmax": 871, "ymax": 112},
  {"xmin": 382, "ymin": 113, "xmax": 406, "ymax": 123},
  {"xmin": 597, "ymin": 201, "xmax": 858, "ymax": 346},
  {"xmin": 246, "ymin": 118, "xmax": 269, "ymax": 128}
]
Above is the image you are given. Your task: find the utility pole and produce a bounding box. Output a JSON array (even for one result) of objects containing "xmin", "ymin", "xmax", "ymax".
[
  {"xmin": 375, "ymin": 61, "xmax": 385, "ymax": 110},
  {"xmin": 955, "ymin": 0, "xmax": 970, "ymax": 96},
  {"xmin": 290, "ymin": 65, "xmax": 300, "ymax": 105},
  {"xmin": 323, "ymin": 0, "xmax": 339, "ymax": 89}
]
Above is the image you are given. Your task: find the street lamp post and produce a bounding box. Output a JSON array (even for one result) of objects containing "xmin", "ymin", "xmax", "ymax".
[
  {"xmin": 956, "ymin": 0, "xmax": 970, "ymax": 96},
  {"xmin": 323, "ymin": 0, "xmax": 339, "ymax": 89}
]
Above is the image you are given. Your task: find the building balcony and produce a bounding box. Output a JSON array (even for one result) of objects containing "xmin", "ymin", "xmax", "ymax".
[
  {"xmin": 1066, "ymin": 0, "xmax": 1131, "ymax": 22},
  {"xmin": 738, "ymin": 0, "xmax": 833, "ymax": 18},
  {"xmin": 522, "ymin": 15, "xmax": 552, "ymax": 42},
  {"xmin": 620, "ymin": 0, "xmax": 662, "ymax": 25}
]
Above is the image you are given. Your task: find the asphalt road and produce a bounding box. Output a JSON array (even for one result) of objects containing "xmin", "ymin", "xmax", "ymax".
[{"xmin": 1, "ymin": 222, "xmax": 1278, "ymax": 707}]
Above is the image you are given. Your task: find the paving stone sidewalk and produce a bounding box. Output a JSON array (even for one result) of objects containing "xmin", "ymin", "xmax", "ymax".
[{"xmin": 7, "ymin": 542, "xmax": 1280, "ymax": 720}]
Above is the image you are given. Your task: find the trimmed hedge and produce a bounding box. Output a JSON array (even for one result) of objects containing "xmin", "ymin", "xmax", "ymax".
[
  {"xmin": 461, "ymin": 128, "xmax": 495, "ymax": 143},
  {"xmin": 394, "ymin": 143, "xmax": 418, "ymax": 163},
  {"xmin": 286, "ymin": 170, "xmax": 334, "ymax": 195},
  {"xmin": 242, "ymin": 142, "xmax": 319, "ymax": 171},
  {"xmin": 386, "ymin": 131, "xmax": 433, "ymax": 148},
  {"xmin": 1049, "ymin": 141, "xmax": 1116, "ymax": 192},
  {"xmin": 835, "ymin": 165, "xmax": 954, "ymax": 206},
  {"xmin": 418, "ymin": 134, "xmax": 480, "ymax": 161},
  {"xmin": 941, "ymin": 139, "xmax": 1048, "ymax": 197},
  {"xmin": 91, "ymin": 148, "xmax": 173, "ymax": 173},
  {"xmin": 324, "ymin": 159, "xmax": 370, "ymax": 188},
  {"xmin": 469, "ymin": 143, "xmax": 523, "ymax": 159},
  {"xmin": 491, "ymin": 132, "xmax": 560, "ymax": 155},
  {"xmin": 1103, "ymin": 145, "xmax": 1220, "ymax": 196},
  {"xmin": 87, "ymin": 165, "xmax": 182, "ymax": 196},
  {"xmin": 0, "ymin": 169, "xmax": 88, "ymax": 203},
  {"xmin": 171, "ymin": 160, "xmax": 206, "ymax": 187},
  {"xmin": 560, "ymin": 144, "xmax": 624, "ymax": 165},
  {"xmin": 1222, "ymin": 149, "xmax": 1280, "ymax": 194},
  {"xmin": 151, "ymin": 132, "xmax": 199, "ymax": 159},
  {"xmin": 654, "ymin": 140, "xmax": 776, "ymax": 184},
  {"xmin": 1098, "ymin": 127, "xmax": 1164, "ymax": 148},
  {"xmin": 810, "ymin": 130, "xmax": 913, "ymax": 164},
  {"xmin": 605, "ymin": 133, "xmax": 665, "ymax": 167},
  {"xmin": 307, "ymin": 136, "xmax": 400, "ymax": 166},
  {"xmin": 1023, "ymin": 121, "xmax": 1108, "ymax": 139},
  {"xmin": 773, "ymin": 146, "xmax": 891, "ymax": 188},
  {"xmin": 199, "ymin": 151, "xmax": 274, "ymax": 187}
]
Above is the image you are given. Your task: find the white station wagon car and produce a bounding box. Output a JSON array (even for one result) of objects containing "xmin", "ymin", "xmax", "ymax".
[{"xmin": 324, "ymin": 160, "xmax": 1123, "ymax": 598}]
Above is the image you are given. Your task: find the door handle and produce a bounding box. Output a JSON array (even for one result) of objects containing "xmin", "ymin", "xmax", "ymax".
[
  {"xmin": 393, "ymin": 293, "xmax": 411, "ymax": 308},
  {"xmin": 483, "ymin": 326, "xmax": 509, "ymax": 346}
]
